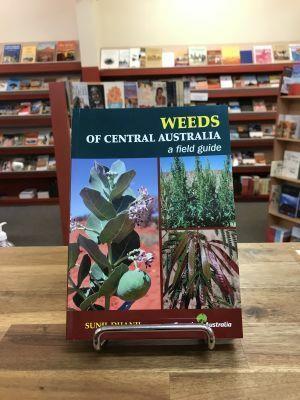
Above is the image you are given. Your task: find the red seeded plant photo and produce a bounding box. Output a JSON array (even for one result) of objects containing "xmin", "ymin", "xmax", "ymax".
[{"xmin": 68, "ymin": 158, "xmax": 161, "ymax": 311}]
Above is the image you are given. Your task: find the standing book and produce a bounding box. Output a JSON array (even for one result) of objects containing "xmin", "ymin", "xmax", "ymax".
[
  {"xmin": 36, "ymin": 42, "xmax": 56, "ymax": 62},
  {"xmin": 253, "ymin": 45, "xmax": 273, "ymax": 64},
  {"xmin": 67, "ymin": 105, "xmax": 243, "ymax": 340},
  {"xmin": 2, "ymin": 44, "xmax": 21, "ymax": 63},
  {"xmin": 56, "ymin": 41, "xmax": 77, "ymax": 61},
  {"xmin": 20, "ymin": 45, "xmax": 36, "ymax": 63}
]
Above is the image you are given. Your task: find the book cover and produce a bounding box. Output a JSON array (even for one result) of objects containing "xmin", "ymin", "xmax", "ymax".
[
  {"xmin": 7, "ymin": 79, "xmax": 20, "ymax": 91},
  {"xmin": 162, "ymin": 51, "xmax": 175, "ymax": 67},
  {"xmin": 188, "ymin": 47, "xmax": 207, "ymax": 66},
  {"xmin": 139, "ymin": 48, "xmax": 146, "ymax": 68},
  {"xmin": 153, "ymin": 81, "xmax": 167, "ymax": 107},
  {"xmin": 20, "ymin": 45, "xmax": 36, "ymax": 63},
  {"xmin": 104, "ymin": 82, "xmax": 125, "ymax": 108},
  {"xmin": 36, "ymin": 42, "xmax": 55, "ymax": 62},
  {"xmin": 88, "ymin": 84, "xmax": 105, "ymax": 109},
  {"xmin": 137, "ymin": 81, "xmax": 155, "ymax": 107},
  {"xmin": 174, "ymin": 48, "xmax": 189, "ymax": 66},
  {"xmin": 166, "ymin": 81, "xmax": 177, "ymax": 106},
  {"xmin": 100, "ymin": 49, "xmax": 119, "ymax": 69},
  {"xmin": 71, "ymin": 82, "xmax": 90, "ymax": 109},
  {"xmin": 67, "ymin": 105, "xmax": 243, "ymax": 341},
  {"xmin": 119, "ymin": 49, "xmax": 130, "ymax": 68},
  {"xmin": 3, "ymin": 44, "xmax": 21, "ymax": 63},
  {"xmin": 56, "ymin": 41, "xmax": 77, "ymax": 61},
  {"xmin": 207, "ymin": 49, "xmax": 222, "ymax": 65},
  {"xmin": 240, "ymin": 49, "xmax": 253, "ymax": 64},
  {"xmin": 273, "ymin": 44, "xmax": 290, "ymax": 62},
  {"xmin": 220, "ymin": 75, "xmax": 233, "ymax": 88},
  {"xmin": 253, "ymin": 45, "xmax": 273, "ymax": 64},
  {"xmin": 129, "ymin": 48, "xmax": 140, "ymax": 68},
  {"xmin": 269, "ymin": 184, "xmax": 281, "ymax": 213},
  {"xmin": 0, "ymin": 80, "xmax": 7, "ymax": 91},
  {"xmin": 282, "ymin": 150, "xmax": 300, "ymax": 179},
  {"xmin": 279, "ymin": 184, "xmax": 300, "ymax": 218},
  {"xmin": 221, "ymin": 46, "xmax": 240, "ymax": 64},
  {"xmin": 289, "ymin": 44, "xmax": 300, "ymax": 62},
  {"xmin": 124, "ymin": 82, "xmax": 138, "ymax": 108},
  {"xmin": 145, "ymin": 48, "xmax": 162, "ymax": 68}
]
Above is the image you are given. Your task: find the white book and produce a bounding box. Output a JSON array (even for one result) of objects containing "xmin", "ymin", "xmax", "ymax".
[
  {"xmin": 100, "ymin": 49, "xmax": 119, "ymax": 69},
  {"xmin": 220, "ymin": 75, "xmax": 233, "ymax": 88},
  {"xmin": 71, "ymin": 82, "xmax": 89, "ymax": 108},
  {"xmin": 119, "ymin": 49, "xmax": 130, "ymax": 68},
  {"xmin": 282, "ymin": 150, "xmax": 300, "ymax": 179},
  {"xmin": 129, "ymin": 48, "xmax": 140, "ymax": 68},
  {"xmin": 19, "ymin": 188, "xmax": 37, "ymax": 199},
  {"xmin": 162, "ymin": 51, "xmax": 175, "ymax": 67},
  {"xmin": 270, "ymin": 160, "xmax": 283, "ymax": 177},
  {"xmin": 37, "ymin": 191, "xmax": 50, "ymax": 199},
  {"xmin": 188, "ymin": 46, "xmax": 207, "ymax": 65}
]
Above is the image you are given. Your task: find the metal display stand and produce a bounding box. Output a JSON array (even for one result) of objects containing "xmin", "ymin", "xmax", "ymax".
[{"xmin": 93, "ymin": 323, "xmax": 216, "ymax": 351}]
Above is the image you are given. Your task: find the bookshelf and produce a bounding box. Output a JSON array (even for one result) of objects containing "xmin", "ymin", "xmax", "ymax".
[
  {"xmin": 0, "ymin": 62, "xmax": 81, "ymax": 244},
  {"xmin": 95, "ymin": 63, "xmax": 286, "ymax": 203},
  {"xmin": 268, "ymin": 94, "xmax": 300, "ymax": 230}
]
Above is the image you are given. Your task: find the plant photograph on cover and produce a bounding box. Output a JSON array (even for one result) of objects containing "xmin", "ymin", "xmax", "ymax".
[
  {"xmin": 68, "ymin": 158, "xmax": 160, "ymax": 311},
  {"xmin": 160, "ymin": 155, "xmax": 236, "ymax": 229},
  {"xmin": 162, "ymin": 228, "xmax": 240, "ymax": 310}
]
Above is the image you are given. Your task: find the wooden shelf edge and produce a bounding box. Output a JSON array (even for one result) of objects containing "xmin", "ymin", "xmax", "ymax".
[
  {"xmin": 229, "ymin": 112, "xmax": 277, "ymax": 121},
  {"xmin": 0, "ymin": 91, "xmax": 49, "ymax": 100},
  {"xmin": 0, "ymin": 171, "xmax": 56, "ymax": 179},
  {"xmin": 0, "ymin": 197, "xmax": 59, "ymax": 206},
  {"xmin": 269, "ymin": 210, "xmax": 300, "ymax": 224},
  {"xmin": 0, "ymin": 146, "xmax": 54, "ymax": 155},
  {"xmin": 233, "ymin": 165, "xmax": 271, "ymax": 173},
  {"xmin": 272, "ymin": 175, "xmax": 300, "ymax": 185},
  {"xmin": 192, "ymin": 87, "xmax": 278, "ymax": 98},
  {"xmin": 275, "ymin": 137, "xmax": 300, "ymax": 143},
  {"xmin": 0, "ymin": 61, "xmax": 81, "ymax": 75},
  {"xmin": 235, "ymin": 194, "xmax": 269, "ymax": 202},
  {"xmin": 231, "ymin": 138, "xmax": 274, "ymax": 148}
]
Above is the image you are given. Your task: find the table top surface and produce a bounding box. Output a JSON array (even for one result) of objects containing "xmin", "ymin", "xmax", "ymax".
[{"xmin": 0, "ymin": 243, "xmax": 300, "ymax": 400}]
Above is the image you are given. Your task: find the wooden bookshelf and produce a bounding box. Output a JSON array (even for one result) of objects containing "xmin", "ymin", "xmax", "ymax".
[
  {"xmin": 0, "ymin": 62, "xmax": 81, "ymax": 75},
  {"xmin": 231, "ymin": 138, "xmax": 274, "ymax": 148},
  {"xmin": 191, "ymin": 87, "xmax": 278, "ymax": 98},
  {"xmin": 228, "ymin": 112, "xmax": 277, "ymax": 122},
  {"xmin": 272, "ymin": 175, "xmax": 300, "ymax": 185},
  {"xmin": 0, "ymin": 146, "xmax": 54, "ymax": 156},
  {"xmin": 235, "ymin": 194, "xmax": 269, "ymax": 202},
  {"xmin": 233, "ymin": 165, "xmax": 271, "ymax": 173},
  {"xmin": 0, "ymin": 115, "xmax": 52, "ymax": 127},
  {"xmin": 269, "ymin": 210, "xmax": 300, "ymax": 225},
  {"xmin": 0, "ymin": 197, "xmax": 59, "ymax": 206},
  {"xmin": 0, "ymin": 171, "xmax": 56, "ymax": 179},
  {"xmin": 0, "ymin": 91, "xmax": 49, "ymax": 101}
]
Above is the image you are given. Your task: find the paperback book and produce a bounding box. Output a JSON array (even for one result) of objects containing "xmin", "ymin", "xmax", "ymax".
[
  {"xmin": 20, "ymin": 45, "xmax": 36, "ymax": 63},
  {"xmin": 3, "ymin": 44, "xmax": 21, "ymax": 63},
  {"xmin": 67, "ymin": 105, "xmax": 243, "ymax": 340},
  {"xmin": 36, "ymin": 42, "xmax": 56, "ymax": 62}
]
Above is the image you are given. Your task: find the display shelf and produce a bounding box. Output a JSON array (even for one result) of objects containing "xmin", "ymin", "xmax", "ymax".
[
  {"xmin": 0, "ymin": 171, "xmax": 56, "ymax": 179},
  {"xmin": 235, "ymin": 194, "xmax": 269, "ymax": 202},
  {"xmin": 0, "ymin": 91, "xmax": 49, "ymax": 101},
  {"xmin": 280, "ymin": 95, "xmax": 300, "ymax": 99},
  {"xmin": 0, "ymin": 115, "xmax": 51, "ymax": 127},
  {"xmin": 98, "ymin": 63, "xmax": 292, "ymax": 79},
  {"xmin": 233, "ymin": 165, "xmax": 270, "ymax": 173},
  {"xmin": 0, "ymin": 197, "xmax": 59, "ymax": 206},
  {"xmin": 0, "ymin": 146, "xmax": 54, "ymax": 156},
  {"xmin": 231, "ymin": 138, "xmax": 274, "ymax": 148},
  {"xmin": 272, "ymin": 175, "xmax": 300, "ymax": 185},
  {"xmin": 269, "ymin": 210, "xmax": 300, "ymax": 224},
  {"xmin": 275, "ymin": 137, "xmax": 300, "ymax": 143},
  {"xmin": 192, "ymin": 87, "xmax": 278, "ymax": 98},
  {"xmin": 228, "ymin": 112, "xmax": 277, "ymax": 121},
  {"xmin": 0, "ymin": 61, "xmax": 81, "ymax": 75}
]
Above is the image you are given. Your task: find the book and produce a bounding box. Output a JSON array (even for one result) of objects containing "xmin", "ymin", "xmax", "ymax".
[
  {"xmin": 88, "ymin": 84, "xmax": 105, "ymax": 109},
  {"xmin": 207, "ymin": 77, "xmax": 220, "ymax": 89},
  {"xmin": 241, "ymin": 75, "xmax": 257, "ymax": 87},
  {"xmin": 36, "ymin": 155, "xmax": 49, "ymax": 171},
  {"xmin": 273, "ymin": 44, "xmax": 290, "ymax": 62},
  {"xmin": 279, "ymin": 184, "xmax": 300, "ymax": 218},
  {"xmin": 174, "ymin": 47, "xmax": 189, "ymax": 66},
  {"xmin": 289, "ymin": 44, "xmax": 300, "ymax": 62},
  {"xmin": 153, "ymin": 81, "xmax": 167, "ymax": 107},
  {"xmin": 207, "ymin": 49, "xmax": 222, "ymax": 64},
  {"xmin": 129, "ymin": 48, "xmax": 140, "ymax": 68},
  {"xmin": 220, "ymin": 75, "xmax": 233, "ymax": 88},
  {"xmin": 166, "ymin": 81, "xmax": 177, "ymax": 106},
  {"xmin": 37, "ymin": 191, "xmax": 50, "ymax": 199},
  {"xmin": 18, "ymin": 102, "xmax": 31, "ymax": 116},
  {"xmin": 2, "ymin": 44, "xmax": 21, "ymax": 63},
  {"xmin": 38, "ymin": 131, "xmax": 51, "ymax": 145},
  {"xmin": 188, "ymin": 46, "xmax": 207, "ymax": 65},
  {"xmin": 269, "ymin": 184, "xmax": 281, "ymax": 213},
  {"xmin": 145, "ymin": 48, "xmax": 162, "ymax": 68},
  {"xmin": 119, "ymin": 49, "xmax": 130, "ymax": 68},
  {"xmin": 252, "ymin": 100, "xmax": 266, "ymax": 112},
  {"xmin": 221, "ymin": 46, "xmax": 240, "ymax": 64},
  {"xmin": 19, "ymin": 188, "xmax": 37, "ymax": 199},
  {"xmin": 162, "ymin": 51, "xmax": 175, "ymax": 67},
  {"xmin": 291, "ymin": 226, "xmax": 300, "ymax": 242},
  {"xmin": 137, "ymin": 81, "xmax": 154, "ymax": 107},
  {"xmin": 139, "ymin": 48, "xmax": 146, "ymax": 68},
  {"xmin": 36, "ymin": 42, "xmax": 55, "ymax": 62},
  {"xmin": 71, "ymin": 82, "xmax": 90, "ymax": 109},
  {"xmin": 68, "ymin": 105, "xmax": 242, "ymax": 340},
  {"xmin": 104, "ymin": 82, "xmax": 125, "ymax": 108},
  {"xmin": 124, "ymin": 82, "xmax": 138, "ymax": 108},
  {"xmin": 0, "ymin": 81, "xmax": 7, "ymax": 91},
  {"xmin": 31, "ymin": 101, "xmax": 43, "ymax": 115},
  {"xmin": 282, "ymin": 150, "xmax": 300, "ymax": 179},
  {"xmin": 20, "ymin": 45, "xmax": 36, "ymax": 63},
  {"xmin": 24, "ymin": 132, "xmax": 39, "ymax": 145},
  {"xmin": 256, "ymin": 75, "xmax": 270, "ymax": 86},
  {"xmin": 56, "ymin": 41, "xmax": 77, "ymax": 61},
  {"xmin": 270, "ymin": 160, "xmax": 283, "ymax": 177},
  {"xmin": 240, "ymin": 49, "xmax": 253, "ymax": 64},
  {"xmin": 253, "ymin": 45, "xmax": 273, "ymax": 64},
  {"xmin": 267, "ymin": 226, "xmax": 291, "ymax": 242},
  {"xmin": 100, "ymin": 49, "xmax": 119, "ymax": 69},
  {"xmin": 7, "ymin": 79, "xmax": 20, "ymax": 91}
]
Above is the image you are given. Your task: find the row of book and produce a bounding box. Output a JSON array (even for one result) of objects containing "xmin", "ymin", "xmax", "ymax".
[
  {"xmin": 19, "ymin": 188, "xmax": 51, "ymax": 200},
  {"xmin": 0, "ymin": 155, "xmax": 56, "ymax": 173},
  {"xmin": 271, "ymin": 151, "xmax": 300, "ymax": 180},
  {"xmin": 235, "ymin": 176, "xmax": 270, "ymax": 196},
  {"xmin": 0, "ymin": 130, "xmax": 53, "ymax": 147},
  {"xmin": 232, "ymin": 152, "xmax": 269, "ymax": 167},
  {"xmin": 189, "ymin": 74, "xmax": 280, "ymax": 90},
  {"xmin": 281, "ymin": 65, "xmax": 300, "ymax": 95},
  {"xmin": 70, "ymin": 81, "xmax": 277, "ymax": 110},
  {"xmin": 100, "ymin": 43, "xmax": 300, "ymax": 69},
  {"xmin": 0, "ymin": 75, "xmax": 80, "ymax": 92},
  {"xmin": 0, "ymin": 41, "xmax": 79, "ymax": 64},
  {"xmin": 267, "ymin": 225, "xmax": 300, "ymax": 242},
  {"xmin": 0, "ymin": 101, "xmax": 50, "ymax": 116},
  {"xmin": 270, "ymin": 183, "xmax": 300, "ymax": 219},
  {"xmin": 276, "ymin": 114, "xmax": 300, "ymax": 140},
  {"xmin": 230, "ymin": 124, "xmax": 274, "ymax": 139}
]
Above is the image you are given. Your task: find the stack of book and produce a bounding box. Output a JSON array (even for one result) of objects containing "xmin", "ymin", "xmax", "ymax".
[
  {"xmin": 0, "ymin": 75, "xmax": 80, "ymax": 92},
  {"xmin": 271, "ymin": 150, "xmax": 300, "ymax": 179},
  {"xmin": 230, "ymin": 123, "xmax": 274, "ymax": 139},
  {"xmin": 276, "ymin": 114, "xmax": 300, "ymax": 139},
  {"xmin": 0, "ymin": 101, "xmax": 50, "ymax": 116},
  {"xmin": 238, "ymin": 176, "xmax": 270, "ymax": 196},
  {"xmin": 232, "ymin": 151, "xmax": 268, "ymax": 166},
  {"xmin": 269, "ymin": 183, "xmax": 300, "ymax": 218}
]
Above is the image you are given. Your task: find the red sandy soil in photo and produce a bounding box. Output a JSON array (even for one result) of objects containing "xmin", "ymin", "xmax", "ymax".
[{"xmin": 69, "ymin": 223, "xmax": 161, "ymax": 311}]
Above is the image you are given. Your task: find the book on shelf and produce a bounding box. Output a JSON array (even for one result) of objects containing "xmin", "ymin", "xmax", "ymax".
[
  {"xmin": 252, "ymin": 99, "xmax": 266, "ymax": 112},
  {"xmin": 273, "ymin": 44, "xmax": 290, "ymax": 62},
  {"xmin": 153, "ymin": 81, "xmax": 167, "ymax": 107},
  {"xmin": 291, "ymin": 226, "xmax": 300, "ymax": 242},
  {"xmin": 279, "ymin": 184, "xmax": 300, "ymax": 218},
  {"xmin": 207, "ymin": 77, "xmax": 220, "ymax": 89},
  {"xmin": 282, "ymin": 150, "xmax": 300, "ymax": 179},
  {"xmin": 118, "ymin": 49, "xmax": 130, "ymax": 68},
  {"xmin": 19, "ymin": 188, "xmax": 37, "ymax": 199},
  {"xmin": 0, "ymin": 80, "xmax": 7, "ymax": 91},
  {"xmin": 241, "ymin": 74, "xmax": 257, "ymax": 87},
  {"xmin": 36, "ymin": 42, "xmax": 55, "ymax": 62},
  {"xmin": 174, "ymin": 47, "xmax": 189, "ymax": 66},
  {"xmin": 221, "ymin": 46, "xmax": 240, "ymax": 64},
  {"xmin": 104, "ymin": 81, "xmax": 125, "ymax": 108},
  {"xmin": 207, "ymin": 49, "xmax": 222, "ymax": 65},
  {"xmin": 228, "ymin": 101, "xmax": 241, "ymax": 113},
  {"xmin": 2, "ymin": 44, "xmax": 21, "ymax": 63},
  {"xmin": 220, "ymin": 75, "xmax": 233, "ymax": 88},
  {"xmin": 276, "ymin": 114, "xmax": 300, "ymax": 139},
  {"xmin": 253, "ymin": 45, "xmax": 273, "ymax": 64},
  {"xmin": 37, "ymin": 190, "xmax": 50, "ymax": 199},
  {"xmin": 20, "ymin": 44, "xmax": 36, "ymax": 63},
  {"xmin": 129, "ymin": 48, "xmax": 140, "ymax": 68},
  {"xmin": 7, "ymin": 79, "xmax": 20, "ymax": 91},
  {"xmin": 267, "ymin": 225, "xmax": 291, "ymax": 242},
  {"xmin": 188, "ymin": 46, "xmax": 207, "ymax": 65},
  {"xmin": 161, "ymin": 50, "xmax": 175, "ymax": 67},
  {"xmin": 254, "ymin": 152, "xmax": 266, "ymax": 165},
  {"xmin": 269, "ymin": 184, "xmax": 281, "ymax": 212},
  {"xmin": 139, "ymin": 47, "xmax": 146, "ymax": 68},
  {"xmin": 30, "ymin": 101, "xmax": 43, "ymax": 115},
  {"xmin": 18, "ymin": 102, "xmax": 31, "ymax": 116},
  {"xmin": 36, "ymin": 155, "xmax": 49, "ymax": 171},
  {"xmin": 100, "ymin": 49, "xmax": 119, "ymax": 69},
  {"xmin": 289, "ymin": 44, "xmax": 300, "ymax": 62},
  {"xmin": 71, "ymin": 82, "xmax": 90, "ymax": 109},
  {"xmin": 166, "ymin": 81, "xmax": 177, "ymax": 106},
  {"xmin": 240, "ymin": 49, "xmax": 253, "ymax": 64},
  {"xmin": 145, "ymin": 48, "xmax": 162, "ymax": 68},
  {"xmin": 48, "ymin": 157, "xmax": 56, "ymax": 170},
  {"xmin": 257, "ymin": 74, "xmax": 270, "ymax": 87},
  {"xmin": 88, "ymin": 84, "xmax": 105, "ymax": 109},
  {"xmin": 137, "ymin": 81, "xmax": 155, "ymax": 107},
  {"xmin": 270, "ymin": 160, "xmax": 283, "ymax": 177},
  {"xmin": 124, "ymin": 81, "xmax": 138, "ymax": 108},
  {"xmin": 56, "ymin": 41, "xmax": 77, "ymax": 61}
]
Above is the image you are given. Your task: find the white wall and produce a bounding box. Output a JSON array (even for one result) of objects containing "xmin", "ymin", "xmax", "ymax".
[{"xmin": 0, "ymin": 0, "xmax": 78, "ymax": 42}]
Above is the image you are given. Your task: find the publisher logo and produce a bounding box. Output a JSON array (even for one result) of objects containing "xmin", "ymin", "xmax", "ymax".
[{"xmin": 196, "ymin": 313, "xmax": 208, "ymax": 324}]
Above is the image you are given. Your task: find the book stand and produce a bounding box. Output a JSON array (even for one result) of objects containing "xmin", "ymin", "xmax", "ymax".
[{"xmin": 93, "ymin": 323, "xmax": 216, "ymax": 351}]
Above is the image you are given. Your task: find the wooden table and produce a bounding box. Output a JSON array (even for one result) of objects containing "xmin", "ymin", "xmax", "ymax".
[{"xmin": 0, "ymin": 244, "xmax": 300, "ymax": 399}]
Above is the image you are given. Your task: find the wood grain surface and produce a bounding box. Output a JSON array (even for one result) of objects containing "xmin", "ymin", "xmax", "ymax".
[{"xmin": 0, "ymin": 244, "xmax": 299, "ymax": 399}]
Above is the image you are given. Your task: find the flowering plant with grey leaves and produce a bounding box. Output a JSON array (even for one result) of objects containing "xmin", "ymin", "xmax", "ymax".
[{"xmin": 68, "ymin": 160, "xmax": 154, "ymax": 311}]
